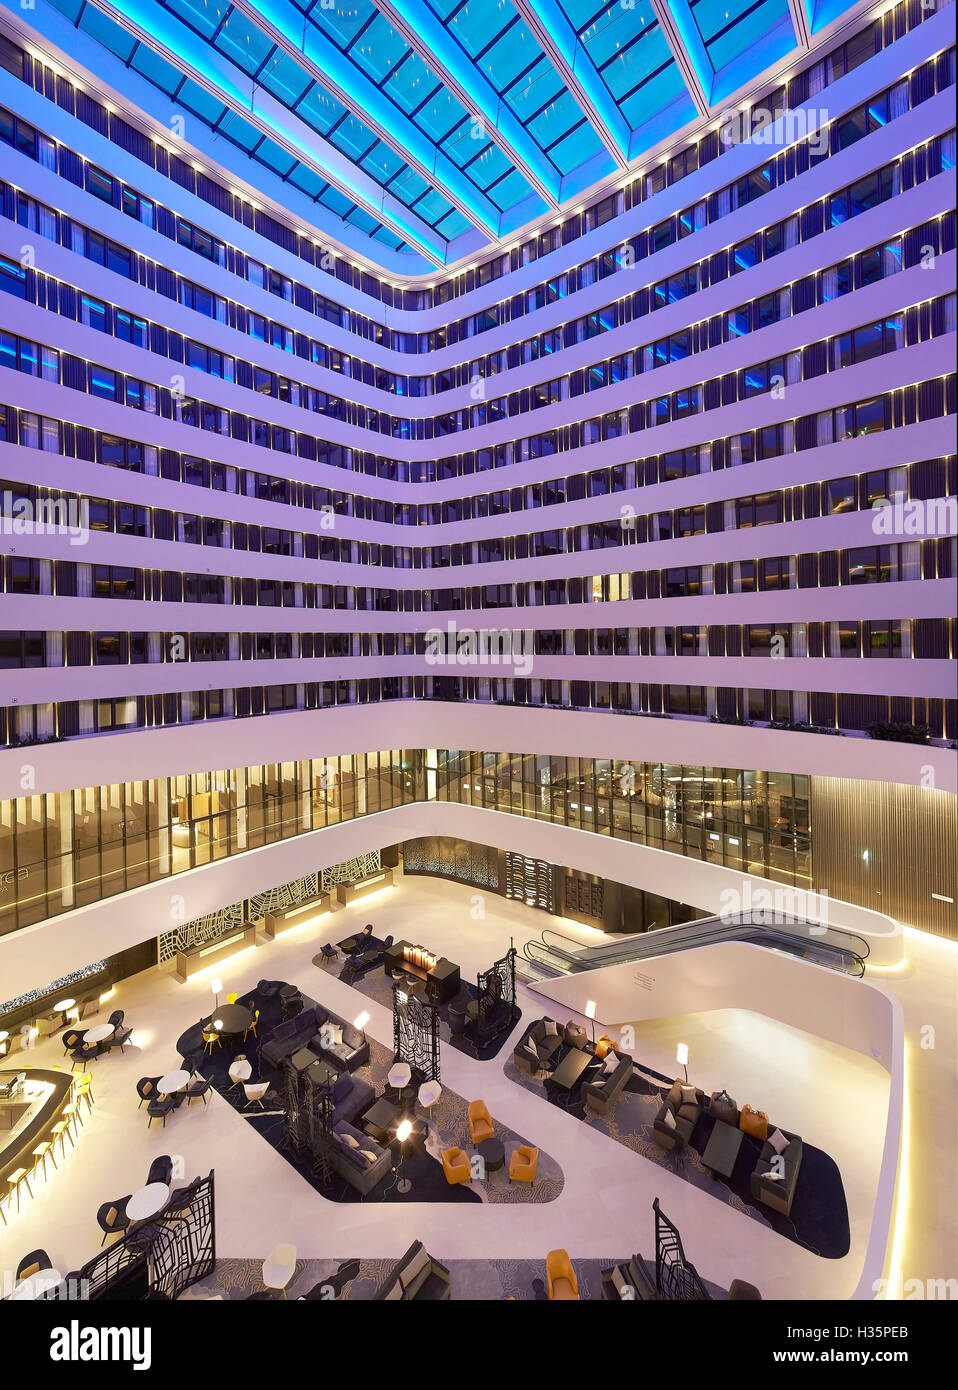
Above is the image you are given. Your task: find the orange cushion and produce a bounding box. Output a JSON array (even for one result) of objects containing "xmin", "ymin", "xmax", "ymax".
[{"xmin": 740, "ymin": 1105, "xmax": 768, "ymax": 1140}]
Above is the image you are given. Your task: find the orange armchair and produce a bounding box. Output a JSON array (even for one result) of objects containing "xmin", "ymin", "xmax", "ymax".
[
  {"xmin": 509, "ymin": 1145, "xmax": 539, "ymax": 1184},
  {"xmin": 468, "ymin": 1099, "xmax": 495, "ymax": 1146},
  {"xmin": 546, "ymin": 1249, "xmax": 579, "ymax": 1301},
  {"xmin": 441, "ymin": 1147, "xmax": 472, "ymax": 1185}
]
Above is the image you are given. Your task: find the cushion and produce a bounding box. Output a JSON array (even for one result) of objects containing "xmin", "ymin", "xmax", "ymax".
[
  {"xmin": 677, "ymin": 1104, "xmax": 699, "ymax": 1123},
  {"xmin": 331, "ymin": 1075, "xmax": 352, "ymax": 1103},
  {"xmin": 400, "ymin": 1245, "xmax": 431, "ymax": 1289},
  {"xmin": 325, "ymin": 1023, "xmax": 344, "ymax": 1047},
  {"xmin": 680, "ymin": 1085, "xmax": 697, "ymax": 1105},
  {"xmin": 544, "ymin": 1020, "xmax": 559, "ymax": 1037},
  {"xmin": 603, "ymin": 1052, "xmax": 619, "ymax": 1075},
  {"xmin": 359, "ymin": 1149, "xmax": 380, "ymax": 1165},
  {"xmin": 105, "ymin": 1206, "xmax": 118, "ymax": 1227},
  {"xmin": 611, "ymin": 1266, "xmax": 629, "ymax": 1298},
  {"xmin": 740, "ymin": 1105, "xmax": 768, "ymax": 1140},
  {"xmin": 384, "ymin": 1281, "xmax": 403, "ymax": 1301},
  {"xmin": 763, "ymin": 1170, "xmax": 785, "ymax": 1181},
  {"xmin": 662, "ymin": 1108, "xmax": 677, "ymax": 1130},
  {"xmin": 768, "ymin": 1128, "xmax": 790, "ymax": 1155},
  {"xmin": 340, "ymin": 1132, "xmax": 360, "ymax": 1149},
  {"xmin": 523, "ymin": 1044, "xmax": 539, "ymax": 1064}
]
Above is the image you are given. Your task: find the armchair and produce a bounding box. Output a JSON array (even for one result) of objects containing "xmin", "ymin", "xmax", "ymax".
[
  {"xmin": 508, "ymin": 1145, "xmax": 539, "ymax": 1184},
  {"xmin": 467, "ymin": 1099, "xmax": 494, "ymax": 1145},
  {"xmin": 441, "ymin": 1147, "xmax": 472, "ymax": 1185},
  {"xmin": 546, "ymin": 1249, "xmax": 579, "ymax": 1301}
]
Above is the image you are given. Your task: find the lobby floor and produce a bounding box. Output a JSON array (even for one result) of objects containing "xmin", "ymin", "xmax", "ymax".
[{"xmin": 0, "ymin": 875, "xmax": 951, "ymax": 1301}]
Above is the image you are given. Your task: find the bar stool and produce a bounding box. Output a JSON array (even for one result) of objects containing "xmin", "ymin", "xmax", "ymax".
[
  {"xmin": 32, "ymin": 1141, "xmax": 57, "ymax": 1180},
  {"xmin": 7, "ymin": 1167, "xmax": 33, "ymax": 1213},
  {"xmin": 51, "ymin": 1119, "xmax": 74, "ymax": 1157},
  {"xmin": 63, "ymin": 1100, "xmax": 83, "ymax": 1136},
  {"xmin": 0, "ymin": 1190, "xmax": 8, "ymax": 1226},
  {"xmin": 75, "ymin": 1075, "xmax": 95, "ymax": 1114}
]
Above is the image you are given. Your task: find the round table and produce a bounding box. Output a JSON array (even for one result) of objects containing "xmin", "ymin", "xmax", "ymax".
[
  {"xmin": 84, "ymin": 1023, "xmax": 116, "ymax": 1044},
  {"xmin": 53, "ymin": 998, "xmax": 75, "ymax": 1016},
  {"xmin": 127, "ymin": 1183, "xmax": 170, "ymax": 1222},
  {"xmin": 9, "ymin": 1268, "xmax": 62, "ymax": 1300},
  {"xmin": 477, "ymin": 1137, "xmax": 505, "ymax": 1173},
  {"xmin": 207, "ymin": 1004, "xmax": 252, "ymax": 1036},
  {"xmin": 158, "ymin": 1069, "xmax": 190, "ymax": 1097}
]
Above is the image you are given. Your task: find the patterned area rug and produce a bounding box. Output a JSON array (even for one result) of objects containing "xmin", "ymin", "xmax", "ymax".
[
  {"xmin": 179, "ymin": 984, "xmax": 562, "ymax": 1205},
  {"xmin": 182, "ymin": 1255, "xmax": 622, "ymax": 1301},
  {"xmin": 316, "ymin": 948, "xmax": 520, "ymax": 1062},
  {"xmin": 505, "ymin": 1025, "xmax": 850, "ymax": 1259}
]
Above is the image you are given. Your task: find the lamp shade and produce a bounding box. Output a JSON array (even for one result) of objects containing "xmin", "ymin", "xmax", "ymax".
[
  {"xmin": 210, "ymin": 978, "xmax": 223, "ymax": 995},
  {"xmin": 585, "ymin": 1000, "xmax": 597, "ymax": 1019},
  {"xmin": 396, "ymin": 1119, "xmax": 412, "ymax": 1142},
  {"xmin": 354, "ymin": 1012, "xmax": 370, "ymax": 1030},
  {"xmin": 676, "ymin": 1043, "xmax": 688, "ymax": 1066}
]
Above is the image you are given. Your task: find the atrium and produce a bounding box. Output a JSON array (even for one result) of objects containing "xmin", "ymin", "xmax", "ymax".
[{"xmin": 0, "ymin": 0, "xmax": 955, "ymax": 1339}]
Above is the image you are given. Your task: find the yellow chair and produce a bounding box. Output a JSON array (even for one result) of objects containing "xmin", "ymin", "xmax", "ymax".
[
  {"xmin": 226, "ymin": 993, "xmax": 238, "ymax": 1005},
  {"xmin": 51, "ymin": 1119, "xmax": 74, "ymax": 1157},
  {"xmin": 467, "ymin": 1099, "xmax": 494, "ymax": 1146},
  {"xmin": 63, "ymin": 1100, "xmax": 83, "ymax": 1134},
  {"xmin": 441, "ymin": 1147, "xmax": 472, "ymax": 1185},
  {"xmin": 508, "ymin": 1145, "xmax": 539, "ymax": 1184},
  {"xmin": 244, "ymin": 1009, "xmax": 260, "ymax": 1041},
  {"xmin": 7, "ymin": 1168, "xmax": 33, "ymax": 1213},
  {"xmin": 203, "ymin": 1030, "xmax": 222, "ymax": 1055},
  {"xmin": 75, "ymin": 1073, "xmax": 95, "ymax": 1113},
  {"xmin": 546, "ymin": 1249, "xmax": 579, "ymax": 1301},
  {"xmin": 32, "ymin": 1142, "xmax": 56, "ymax": 1180}
]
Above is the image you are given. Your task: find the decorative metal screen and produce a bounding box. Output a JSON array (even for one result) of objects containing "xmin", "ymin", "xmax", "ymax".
[
  {"xmin": 392, "ymin": 986, "xmax": 440, "ymax": 1083},
  {"xmin": 504, "ymin": 852, "xmax": 553, "ymax": 912},
  {"xmin": 59, "ymin": 1172, "xmax": 216, "ymax": 1301},
  {"xmin": 653, "ymin": 1197, "xmax": 710, "ymax": 1301},
  {"xmin": 321, "ymin": 851, "xmax": 381, "ymax": 889},
  {"xmin": 564, "ymin": 873, "xmax": 604, "ymax": 922},
  {"xmin": 157, "ymin": 903, "xmax": 244, "ymax": 964},
  {"xmin": 247, "ymin": 872, "xmax": 321, "ymax": 923},
  {"xmin": 404, "ymin": 836, "xmax": 498, "ymax": 889},
  {"xmin": 474, "ymin": 946, "xmax": 518, "ymax": 1048}
]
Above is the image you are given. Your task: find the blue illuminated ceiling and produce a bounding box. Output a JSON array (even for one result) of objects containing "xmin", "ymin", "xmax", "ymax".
[{"xmin": 6, "ymin": 0, "xmax": 862, "ymax": 269}]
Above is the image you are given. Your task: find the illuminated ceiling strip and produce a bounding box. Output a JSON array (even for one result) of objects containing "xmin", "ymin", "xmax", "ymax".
[
  {"xmin": 231, "ymin": 0, "xmax": 498, "ymax": 236},
  {"xmin": 510, "ymin": 0, "xmax": 629, "ymax": 167},
  {"xmin": 374, "ymin": 0, "xmax": 561, "ymax": 209},
  {"xmin": 650, "ymin": 0, "xmax": 712, "ymax": 114},
  {"xmin": 94, "ymin": 0, "xmax": 448, "ymax": 262},
  {"xmin": 786, "ymin": 0, "xmax": 813, "ymax": 49}
]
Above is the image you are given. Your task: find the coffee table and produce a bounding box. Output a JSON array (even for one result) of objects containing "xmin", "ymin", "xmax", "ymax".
[
  {"xmin": 363, "ymin": 1096, "xmax": 402, "ymax": 1142},
  {"xmin": 477, "ymin": 1137, "xmax": 505, "ymax": 1173},
  {"xmin": 549, "ymin": 1047, "xmax": 595, "ymax": 1090},
  {"xmin": 289, "ymin": 1046, "xmax": 319, "ymax": 1073},
  {"xmin": 702, "ymin": 1120, "xmax": 745, "ymax": 1179}
]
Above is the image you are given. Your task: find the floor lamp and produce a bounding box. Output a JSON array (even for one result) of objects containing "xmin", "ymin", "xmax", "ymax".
[
  {"xmin": 396, "ymin": 1119, "xmax": 412, "ymax": 1194},
  {"xmin": 585, "ymin": 999, "xmax": 597, "ymax": 1047},
  {"xmin": 676, "ymin": 1042, "xmax": 689, "ymax": 1083}
]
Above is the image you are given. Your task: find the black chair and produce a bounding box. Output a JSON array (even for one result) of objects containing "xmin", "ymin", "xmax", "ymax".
[
  {"xmin": 96, "ymin": 1195, "xmax": 131, "ymax": 1246},
  {"xmin": 185, "ymin": 1076, "xmax": 211, "ymax": 1106},
  {"xmin": 62, "ymin": 1030, "xmax": 84, "ymax": 1058},
  {"xmin": 17, "ymin": 1249, "xmax": 53, "ymax": 1281},
  {"xmin": 447, "ymin": 1004, "xmax": 469, "ymax": 1036},
  {"xmin": 300, "ymin": 1258, "xmax": 361, "ymax": 1301},
  {"xmin": 147, "ymin": 1155, "xmax": 173, "ymax": 1186},
  {"xmin": 318, "ymin": 944, "xmax": 338, "ymax": 966},
  {"xmin": 281, "ymin": 993, "xmax": 304, "ymax": 1021},
  {"xmin": 146, "ymin": 1097, "xmax": 175, "ymax": 1128},
  {"xmin": 257, "ymin": 979, "xmax": 283, "ymax": 999},
  {"xmin": 136, "ymin": 1077, "xmax": 162, "ymax": 1108},
  {"xmin": 109, "ymin": 1026, "xmax": 133, "ymax": 1052},
  {"xmin": 167, "ymin": 1178, "xmax": 202, "ymax": 1215},
  {"xmin": 71, "ymin": 1041, "xmax": 102, "ymax": 1069},
  {"xmin": 108, "ymin": 1010, "xmax": 125, "ymax": 1029},
  {"xmin": 382, "ymin": 935, "xmax": 394, "ymax": 949}
]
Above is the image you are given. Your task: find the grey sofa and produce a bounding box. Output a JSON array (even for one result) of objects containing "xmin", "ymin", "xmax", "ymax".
[
  {"xmin": 329, "ymin": 1119, "xmax": 392, "ymax": 1195},
  {"xmin": 513, "ymin": 1018, "xmax": 564, "ymax": 1075},
  {"xmin": 750, "ymin": 1127, "xmax": 803, "ymax": 1216},
  {"xmin": 653, "ymin": 1078, "xmax": 707, "ymax": 1151},
  {"xmin": 259, "ymin": 1006, "xmax": 321, "ymax": 1069},
  {"xmin": 329, "ymin": 1071, "xmax": 375, "ymax": 1127},
  {"xmin": 311, "ymin": 1004, "xmax": 370, "ymax": 1072},
  {"xmin": 374, "ymin": 1241, "xmax": 451, "ymax": 1301},
  {"xmin": 582, "ymin": 1049, "xmax": 634, "ymax": 1116}
]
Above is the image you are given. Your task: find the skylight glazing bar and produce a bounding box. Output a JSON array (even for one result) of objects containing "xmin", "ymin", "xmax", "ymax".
[
  {"xmin": 373, "ymin": 0, "xmax": 561, "ymax": 207},
  {"xmin": 93, "ymin": 0, "xmax": 448, "ymax": 260},
  {"xmin": 511, "ymin": 0, "xmax": 629, "ymax": 166},
  {"xmin": 786, "ymin": 0, "xmax": 812, "ymax": 48},
  {"xmin": 231, "ymin": 0, "xmax": 499, "ymax": 234},
  {"xmin": 650, "ymin": 0, "xmax": 712, "ymax": 112}
]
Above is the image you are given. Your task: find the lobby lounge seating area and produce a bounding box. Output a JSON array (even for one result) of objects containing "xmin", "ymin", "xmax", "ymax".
[{"xmin": 374, "ymin": 1241, "xmax": 451, "ymax": 1300}]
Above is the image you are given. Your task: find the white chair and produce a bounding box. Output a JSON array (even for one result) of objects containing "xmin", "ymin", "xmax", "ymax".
[
  {"xmin": 243, "ymin": 1082, "xmax": 269, "ymax": 1110},
  {"xmin": 418, "ymin": 1080, "xmax": 442, "ymax": 1117},
  {"xmin": 387, "ymin": 1062, "xmax": 411, "ymax": 1093},
  {"xmin": 262, "ymin": 1243, "xmax": 297, "ymax": 1298},
  {"xmin": 228, "ymin": 1057, "xmax": 252, "ymax": 1090}
]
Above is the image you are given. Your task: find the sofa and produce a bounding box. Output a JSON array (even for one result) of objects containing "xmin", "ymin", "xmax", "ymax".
[
  {"xmin": 582, "ymin": 1049, "xmax": 634, "ymax": 1116},
  {"xmin": 513, "ymin": 1018, "xmax": 564, "ymax": 1075},
  {"xmin": 329, "ymin": 1120, "xmax": 392, "ymax": 1195},
  {"xmin": 750, "ymin": 1127, "xmax": 803, "ymax": 1216},
  {"xmin": 653, "ymin": 1078, "xmax": 707, "ymax": 1151},
  {"xmin": 311, "ymin": 1004, "xmax": 370, "ymax": 1072},
  {"xmin": 374, "ymin": 1241, "xmax": 451, "ymax": 1301},
  {"xmin": 328, "ymin": 1071, "xmax": 375, "ymax": 1128},
  {"xmin": 259, "ymin": 1006, "xmax": 321, "ymax": 1069}
]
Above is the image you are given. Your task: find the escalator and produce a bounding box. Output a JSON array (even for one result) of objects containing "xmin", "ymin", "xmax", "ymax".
[{"xmin": 523, "ymin": 910, "xmax": 869, "ymax": 979}]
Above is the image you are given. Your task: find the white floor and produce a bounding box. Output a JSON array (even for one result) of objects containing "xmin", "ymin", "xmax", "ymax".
[{"xmin": 0, "ymin": 876, "xmax": 951, "ymax": 1301}]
